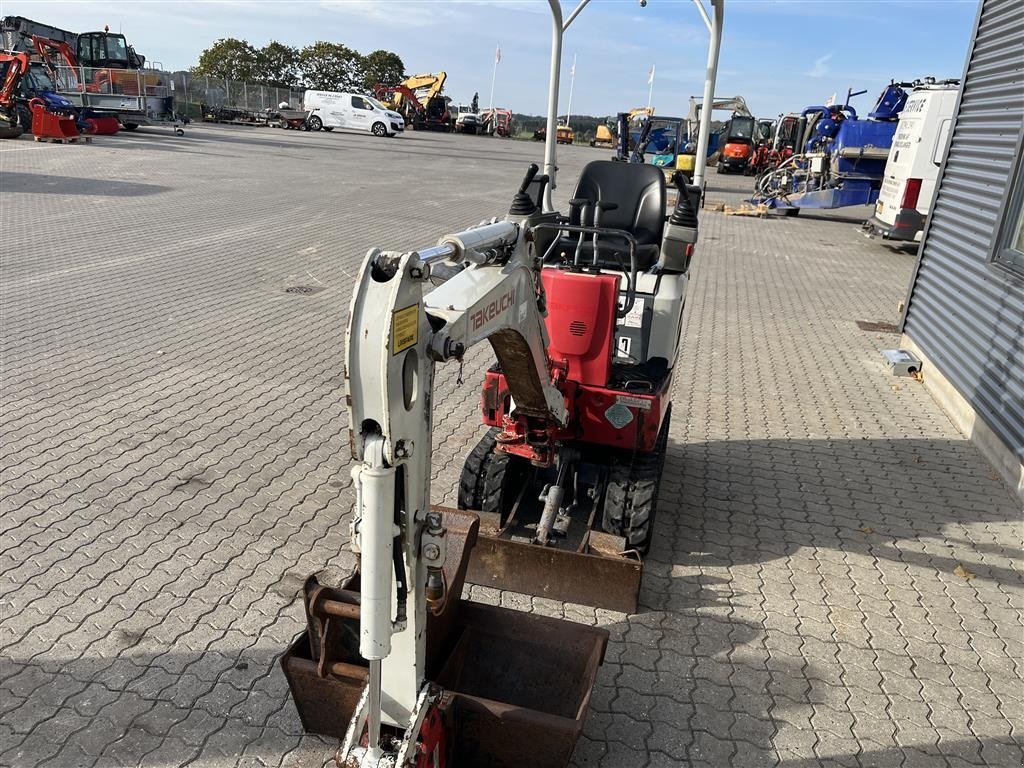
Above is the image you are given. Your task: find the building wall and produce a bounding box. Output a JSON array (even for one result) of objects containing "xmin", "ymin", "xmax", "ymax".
[{"xmin": 902, "ymin": 0, "xmax": 1024, "ymax": 483}]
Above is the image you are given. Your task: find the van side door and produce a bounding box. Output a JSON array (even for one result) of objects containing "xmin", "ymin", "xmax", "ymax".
[{"xmin": 349, "ymin": 95, "xmax": 373, "ymax": 131}]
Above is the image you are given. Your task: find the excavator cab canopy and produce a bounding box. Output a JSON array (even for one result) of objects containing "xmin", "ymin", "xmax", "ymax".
[
  {"xmin": 725, "ymin": 115, "xmax": 755, "ymax": 142},
  {"xmin": 76, "ymin": 30, "xmax": 142, "ymax": 69}
]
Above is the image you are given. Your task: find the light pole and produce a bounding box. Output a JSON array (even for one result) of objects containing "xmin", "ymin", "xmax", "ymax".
[{"xmin": 488, "ymin": 44, "xmax": 500, "ymax": 115}]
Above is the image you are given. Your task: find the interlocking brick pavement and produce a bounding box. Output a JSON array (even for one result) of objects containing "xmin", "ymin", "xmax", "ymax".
[{"xmin": 2, "ymin": 125, "xmax": 1021, "ymax": 768}]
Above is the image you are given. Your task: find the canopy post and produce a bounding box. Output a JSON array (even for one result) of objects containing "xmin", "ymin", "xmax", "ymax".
[{"xmin": 693, "ymin": 0, "xmax": 724, "ymax": 191}]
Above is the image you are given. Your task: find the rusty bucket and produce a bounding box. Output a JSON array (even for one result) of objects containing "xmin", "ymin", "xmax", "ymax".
[{"xmin": 281, "ymin": 507, "xmax": 608, "ymax": 767}]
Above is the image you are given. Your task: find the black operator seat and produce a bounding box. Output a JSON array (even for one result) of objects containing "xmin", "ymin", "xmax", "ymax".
[{"xmin": 556, "ymin": 160, "xmax": 667, "ymax": 270}]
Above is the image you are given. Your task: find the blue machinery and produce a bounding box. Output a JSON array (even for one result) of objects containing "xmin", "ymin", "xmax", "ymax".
[{"xmin": 751, "ymin": 82, "xmax": 913, "ymax": 211}]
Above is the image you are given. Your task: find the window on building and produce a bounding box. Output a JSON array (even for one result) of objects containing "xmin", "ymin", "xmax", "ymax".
[{"xmin": 992, "ymin": 138, "xmax": 1024, "ymax": 277}]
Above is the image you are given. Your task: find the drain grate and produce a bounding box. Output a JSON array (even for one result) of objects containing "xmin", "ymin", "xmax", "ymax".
[
  {"xmin": 284, "ymin": 285, "xmax": 326, "ymax": 295},
  {"xmin": 856, "ymin": 320, "xmax": 900, "ymax": 334}
]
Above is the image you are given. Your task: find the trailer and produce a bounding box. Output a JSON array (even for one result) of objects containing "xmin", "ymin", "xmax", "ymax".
[{"xmin": 1, "ymin": 15, "xmax": 184, "ymax": 136}]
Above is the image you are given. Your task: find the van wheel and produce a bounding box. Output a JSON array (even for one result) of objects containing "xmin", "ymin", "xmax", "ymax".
[
  {"xmin": 372, "ymin": 122, "xmax": 387, "ymax": 137},
  {"xmin": 307, "ymin": 116, "xmax": 322, "ymax": 131}
]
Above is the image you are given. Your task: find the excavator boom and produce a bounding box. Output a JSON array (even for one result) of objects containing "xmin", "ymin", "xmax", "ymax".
[
  {"xmin": 401, "ymin": 71, "xmax": 447, "ymax": 102},
  {"xmin": 0, "ymin": 51, "xmax": 29, "ymax": 138}
]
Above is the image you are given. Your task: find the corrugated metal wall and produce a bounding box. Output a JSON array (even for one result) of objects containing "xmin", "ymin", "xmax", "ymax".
[{"xmin": 903, "ymin": 0, "xmax": 1024, "ymax": 461}]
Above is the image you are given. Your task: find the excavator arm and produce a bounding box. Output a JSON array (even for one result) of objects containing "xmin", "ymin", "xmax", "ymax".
[
  {"xmin": 31, "ymin": 35, "xmax": 84, "ymax": 92},
  {"xmin": 0, "ymin": 51, "xmax": 30, "ymax": 109},
  {"xmin": 401, "ymin": 71, "xmax": 447, "ymax": 102},
  {"xmin": 0, "ymin": 51, "xmax": 30, "ymax": 137},
  {"xmin": 340, "ymin": 167, "xmax": 564, "ymax": 767}
]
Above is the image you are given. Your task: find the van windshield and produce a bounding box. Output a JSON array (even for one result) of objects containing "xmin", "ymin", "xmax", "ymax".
[{"xmin": 365, "ymin": 96, "xmax": 388, "ymax": 110}]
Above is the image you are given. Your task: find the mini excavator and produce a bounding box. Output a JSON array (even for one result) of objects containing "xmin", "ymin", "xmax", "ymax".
[{"xmin": 282, "ymin": 2, "xmax": 725, "ymax": 766}]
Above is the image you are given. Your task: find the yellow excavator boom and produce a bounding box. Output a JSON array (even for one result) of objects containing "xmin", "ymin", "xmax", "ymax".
[{"xmin": 402, "ymin": 71, "xmax": 447, "ymax": 101}]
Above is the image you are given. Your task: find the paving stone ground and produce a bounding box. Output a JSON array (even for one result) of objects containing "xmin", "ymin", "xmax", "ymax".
[{"xmin": 1, "ymin": 125, "xmax": 1021, "ymax": 768}]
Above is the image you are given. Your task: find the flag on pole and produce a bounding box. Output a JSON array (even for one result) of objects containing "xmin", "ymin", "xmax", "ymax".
[
  {"xmin": 824, "ymin": 92, "xmax": 836, "ymax": 107},
  {"xmin": 495, "ymin": 44, "xmax": 501, "ymax": 64},
  {"xmin": 648, "ymin": 65, "xmax": 655, "ymax": 84}
]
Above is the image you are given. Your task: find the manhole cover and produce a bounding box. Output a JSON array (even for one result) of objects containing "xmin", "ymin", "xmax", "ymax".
[
  {"xmin": 856, "ymin": 320, "xmax": 900, "ymax": 334},
  {"xmin": 284, "ymin": 285, "xmax": 326, "ymax": 295}
]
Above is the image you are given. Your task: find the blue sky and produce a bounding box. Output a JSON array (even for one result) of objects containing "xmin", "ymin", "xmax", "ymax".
[{"xmin": 8, "ymin": 0, "xmax": 977, "ymax": 118}]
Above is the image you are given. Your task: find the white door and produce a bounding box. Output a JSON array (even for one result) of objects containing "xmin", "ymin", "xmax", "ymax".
[{"xmin": 349, "ymin": 95, "xmax": 374, "ymax": 131}]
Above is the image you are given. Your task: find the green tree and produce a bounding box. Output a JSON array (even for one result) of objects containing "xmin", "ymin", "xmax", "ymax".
[
  {"xmin": 300, "ymin": 42, "xmax": 364, "ymax": 91},
  {"xmin": 257, "ymin": 41, "xmax": 300, "ymax": 88},
  {"xmin": 192, "ymin": 38, "xmax": 259, "ymax": 82},
  {"xmin": 361, "ymin": 49, "xmax": 405, "ymax": 89}
]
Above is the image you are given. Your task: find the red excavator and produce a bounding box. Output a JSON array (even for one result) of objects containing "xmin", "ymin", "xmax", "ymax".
[{"xmin": 0, "ymin": 51, "xmax": 30, "ymax": 138}]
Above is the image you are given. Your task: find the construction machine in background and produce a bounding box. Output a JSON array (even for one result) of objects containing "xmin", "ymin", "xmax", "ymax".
[
  {"xmin": 749, "ymin": 114, "xmax": 799, "ymax": 178},
  {"xmin": 716, "ymin": 113, "xmax": 756, "ymax": 173},
  {"xmin": 1, "ymin": 15, "xmax": 183, "ymax": 135},
  {"xmin": 590, "ymin": 106, "xmax": 653, "ymax": 149},
  {"xmin": 613, "ymin": 112, "xmax": 691, "ymax": 179},
  {"xmin": 479, "ymin": 108, "xmax": 513, "ymax": 136},
  {"xmin": 31, "ymin": 36, "xmax": 120, "ymax": 134},
  {"xmin": 376, "ymin": 72, "xmax": 453, "ymax": 131},
  {"xmin": 533, "ymin": 121, "xmax": 575, "ymax": 144},
  {"xmin": 0, "ymin": 51, "xmax": 29, "ymax": 138},
  {"xmin": 454, "ymin": 103, "xmax": 480, "ymax": 134},
  {"xmin": 677, "ymin": 94, "xmax": 751, "ymax": 171},
  {"xmin": 751, "ymin": 81, "xmax": 918, "ymax": 212}
]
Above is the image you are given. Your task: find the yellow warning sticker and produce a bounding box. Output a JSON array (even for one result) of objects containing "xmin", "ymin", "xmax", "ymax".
[{"xmin": 392, "ymin": 304, "xmax": 419, "ymax": 355}]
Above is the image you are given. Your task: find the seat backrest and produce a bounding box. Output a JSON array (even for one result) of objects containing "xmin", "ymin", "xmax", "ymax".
[{"xmin": 571, "ymin": 160, "xmax": 667, "ymax": 246}]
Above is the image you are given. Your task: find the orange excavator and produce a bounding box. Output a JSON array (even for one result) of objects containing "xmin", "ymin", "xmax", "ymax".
[
  {"xmin": 0, "ymin": 51, "xmax": 30, "ymax": 138},
  {"xmin": 716, "ymin": 113, "xmax": 756, "ymax": 174}
]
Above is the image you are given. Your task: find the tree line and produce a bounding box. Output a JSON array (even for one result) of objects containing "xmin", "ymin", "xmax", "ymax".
[{"xmin": 192, "ymin": 38, "xmax": 405, "ymax": 92}]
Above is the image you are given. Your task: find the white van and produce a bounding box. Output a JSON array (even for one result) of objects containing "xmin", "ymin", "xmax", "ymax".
[
  {"xmin": 868, "ymin": 80, "xmax": 959, "ymax": 242},
  {"xmin": 303, "ymin": 91, "xmax": 405, "ymax": 137}
]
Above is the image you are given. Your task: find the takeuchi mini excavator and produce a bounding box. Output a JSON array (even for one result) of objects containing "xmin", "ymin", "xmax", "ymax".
[
  {"xmin": 282, "ymin": 159, "xmax": 703, "ymax": 768},
  {"xmin": 279, "ymin": 1, "xmax": 725, "ymax": 766}
]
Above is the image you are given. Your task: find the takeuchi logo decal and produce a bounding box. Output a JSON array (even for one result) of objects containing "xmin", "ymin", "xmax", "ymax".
[{"xmin": 471, "ymin": 289, "xmax": 515, "ymax": 332}]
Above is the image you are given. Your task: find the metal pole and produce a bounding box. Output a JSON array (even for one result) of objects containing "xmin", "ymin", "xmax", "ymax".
[
  {"xmin": 566, "ymin": 53, "xmax": 576, "ymax": 129},
  {"xmin": 542, "ymin": 0, "xmax": 564, "ymax": 212},
  {"xmin": 540, "ymin": 0, "xmax": 592, "ymax": 210},
  {"xmin": 647, "ymin": 65, "xmax": 655, "ymax": 110},
  {"xmin": 488, "ymin": 45, "xmax": 499, "ymax": 115},
  {"xmin": 693, "ymin": 0, "xmax": 724, "ymax": 190}
]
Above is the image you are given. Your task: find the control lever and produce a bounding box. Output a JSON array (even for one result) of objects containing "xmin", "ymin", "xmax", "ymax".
[
  {"xmin": 509, "ymin": 164, "xmax": 551, "ymax": 217},
  {"xmin": 568, "ymin": 198, "xmax": 591, "ymax": 266},
  {"xmin": 591, "ymin": 201, "xmax": 618, "ymax": 268}
]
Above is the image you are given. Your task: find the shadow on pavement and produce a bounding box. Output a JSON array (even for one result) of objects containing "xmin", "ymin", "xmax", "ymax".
[
  {"xmin": 3, "ymin": 171, "xmax": 170, "ymax": 197},
  {"xmin": 663, "ymin": 437, "xmax": 1020, "ymax": 584}
]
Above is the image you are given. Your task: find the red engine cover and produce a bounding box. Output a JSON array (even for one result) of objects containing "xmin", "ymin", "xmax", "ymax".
[{"xmin": 541, "ymin": 268, "xmax": 620, "ymax": 387}]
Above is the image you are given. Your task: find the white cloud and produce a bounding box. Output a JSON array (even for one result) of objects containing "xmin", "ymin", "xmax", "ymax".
[{"xmin": 807, "ymin": 52, "xmax": 833, "ymax": 78}]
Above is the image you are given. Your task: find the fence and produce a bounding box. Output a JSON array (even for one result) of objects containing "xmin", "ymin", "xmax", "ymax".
[{"xmin": 168, "ymin": 73, "xmax": 305, "ymax": 120}]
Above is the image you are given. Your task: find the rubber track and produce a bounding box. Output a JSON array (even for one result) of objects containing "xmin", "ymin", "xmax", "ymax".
[
  {"xmin": 457, "ymin": 428, "xmax": 499, "ymax": 510},
  {"xmin": 602, "ymin": 407, "xmax": 672, "ymax": 553}
]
